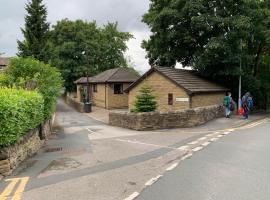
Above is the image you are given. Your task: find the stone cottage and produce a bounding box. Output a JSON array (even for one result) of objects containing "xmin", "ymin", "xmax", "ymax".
[
  {"xmin": 75, "ymin": 68, "xmax": 139, "ymax": 109},
  {"xmin": 126, "ymin": 67, "xmax": 229, "ymax": 112}
]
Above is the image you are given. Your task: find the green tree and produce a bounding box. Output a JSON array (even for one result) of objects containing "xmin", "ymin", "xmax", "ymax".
[
  {"xmin": 132, "ymin": 86, "xmax": 157, "ymax": 112},
  {"xmin": 17, "ymin": 0, "xmax": 50, "ymax": 62},
  {"xmin": 1, "ymin": 57, "xmax": 63, "ymax": 118},
  {"xmin": 49, "ymin": 19, "xmax": 132, "ymax": 92},
  {"xmin": 143, "ymin": 0, "xmax": 270, "ymax": 108}
]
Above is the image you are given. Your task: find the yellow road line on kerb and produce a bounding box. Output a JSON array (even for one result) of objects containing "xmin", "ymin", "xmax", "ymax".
[
  {"xmin": 0, "ymin": 178, "xmax": 20, "ymax": 200},
  {"xmin": 11, "ymin": 177, "xmax": 29, "ymax": 200},
  {"xmin": 239, "ymin": 118, "xmax": 269, "ymax": 130},
  {"xmin": 0, "ymin": 177, "xmax": 29, "ymax": 200}
]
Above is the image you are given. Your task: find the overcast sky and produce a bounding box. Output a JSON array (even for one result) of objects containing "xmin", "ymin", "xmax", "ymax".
[{"xmin": 0, "ymin": 0, "xmax": 151, "ymax": 73}]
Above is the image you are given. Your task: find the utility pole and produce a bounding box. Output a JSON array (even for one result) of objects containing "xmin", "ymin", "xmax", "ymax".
[
  {"xmin": 238, "ymin": 39, "xmax": 242, "ymax": 111},
  {"xmin": 82, "ymin": 50, "xmax": 92, "ymax": 113}
]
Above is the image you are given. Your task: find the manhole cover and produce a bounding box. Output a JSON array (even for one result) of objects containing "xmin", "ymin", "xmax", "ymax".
[{"xmin": 45, "ymin": 147, "xmax": 63, "ymax": 153}]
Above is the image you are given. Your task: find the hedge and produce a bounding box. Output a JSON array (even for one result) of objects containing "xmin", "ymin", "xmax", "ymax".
[
  {"xmin": 0, "ymin": 88, "xmax": 44, "ymax": 147},
  {"xmin": 0, "ymin": 57, "xmax": 63, "ymax": 118}
]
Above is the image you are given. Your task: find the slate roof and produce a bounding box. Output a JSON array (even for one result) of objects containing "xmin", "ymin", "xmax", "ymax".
[
  {"xmin": 126, "ymin": 67, "xmax": 229, "ymax": 94},
  {"xmin": 0, "ymin": 57, "xmax": 10, "ymax": 66},
  {"xmin": 75, "ymin": 68, "xmax": 139, "ymax": 84}
]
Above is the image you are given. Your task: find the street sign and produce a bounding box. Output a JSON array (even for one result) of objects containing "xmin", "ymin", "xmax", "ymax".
[{"xmin": 176, "ymin": 97, "xmax": 189, "ymax": 102}]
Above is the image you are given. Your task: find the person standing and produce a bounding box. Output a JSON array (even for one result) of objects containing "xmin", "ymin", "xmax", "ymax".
[
  {"xmin": 242, "ymin": 92, "xmax": 253, "ymax": 119},
  {"xmin": 223, "ymin": 92, "xmax": 232, "ymax": 118}
]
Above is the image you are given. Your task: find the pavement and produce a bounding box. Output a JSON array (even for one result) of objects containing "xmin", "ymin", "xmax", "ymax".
[{"xmin": 0, "ymin": 99, "xmax": 268, "ymax": 200}]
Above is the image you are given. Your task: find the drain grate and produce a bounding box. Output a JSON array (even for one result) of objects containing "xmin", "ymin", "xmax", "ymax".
[{"xmin": 45, "ymin": 147, "xmax": 63, "ymax": 153}]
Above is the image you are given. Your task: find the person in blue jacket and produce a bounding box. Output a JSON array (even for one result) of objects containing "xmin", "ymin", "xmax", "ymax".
[{"xmin": 242, "ymin": 92, "xmax": 253, "ymax": 119}]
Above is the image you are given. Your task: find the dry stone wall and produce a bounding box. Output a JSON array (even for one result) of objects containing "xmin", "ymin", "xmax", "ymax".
[
  {"xmin": 0, "ymin": 119, "xmax": 52, "ymax": 176},
  {"xmin": 109, "ymin": 105, "xmax": 224, "ymax": 130},
  {"xmin": 66, "ymin": 95, "xmax": 84, "ymax": 113}
]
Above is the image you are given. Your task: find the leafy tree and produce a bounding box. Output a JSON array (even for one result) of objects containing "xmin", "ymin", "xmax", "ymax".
[
  {"xmin": 1, "ymin": 57, "xmax": 63, "ymax": 118},
  {"xmin": 143, "ymin": 0, "xmax": 270, "ymax": 108},
  {"xmin": 49, "ymin": 19, "xmax": 132, "ymax": 92},
  {"xmin": 132, "ymin": 86, "xmax": 157, "ymax": 112},
  {"xmin": 17, "ymin": 0, "xmax": 50, "ymax": 62}
]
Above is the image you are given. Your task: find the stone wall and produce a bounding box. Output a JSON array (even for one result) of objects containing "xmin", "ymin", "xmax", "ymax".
[
  {"xmin": 65, "ymin": 95, "xmax": 84, "ymax": 113},
  {"xmin": 0, "ymin": 119, "xmax": 52, "ymax": 176},
  {"xmin": 109, "ymin": 105, "xmax": 224, "ymax": 131}
]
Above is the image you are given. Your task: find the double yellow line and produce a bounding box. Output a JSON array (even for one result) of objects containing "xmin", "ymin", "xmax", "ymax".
[
  {"xmin": 0, "ymin": 177, "xmax": 29, "ymax": 200},
  {"xmin": 238, "ymin": 118, "xmax": 270, "ymax": 130}
]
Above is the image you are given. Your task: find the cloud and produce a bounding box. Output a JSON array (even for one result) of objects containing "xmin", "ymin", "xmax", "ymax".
[
  {"xmin": 125, "ymin": 30, "xmax": 151, "ymax": 74},
  {"xmin": 0, "ymin": 0, "xmax": 151, "ymax": 71}
]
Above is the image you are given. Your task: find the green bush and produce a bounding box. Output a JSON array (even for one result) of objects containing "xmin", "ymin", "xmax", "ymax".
[
  {"xmin": 0, "ymin": 88, "xmax": 44, "ymax": 147},
  {"xmin": 132, "ymin": 85, "xmax": 157, "ymax": 113},
  {"xmin": 1, "ymin": 57, "xmax": 63, "ymax": 118}
]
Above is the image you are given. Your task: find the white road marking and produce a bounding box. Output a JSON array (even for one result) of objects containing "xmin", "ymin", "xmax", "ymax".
[
  {"xmin": 222, "ymin": 131, "xmax": 231, "ymax": 135},
  {"xmin": 145, "ymin": 175, "xmax": 162, "ymax": 186},
  {"xmin": 166, "ymin": 163, "xmax": 179, "ymax": 171},
  {"xmin": 124, "ymin": 192, "xmax": 140, "ymax": 200},
  {"xmin": 116, "ymin": 139, "xmax": 175, "ymax": 149},
  {"xmin": 217, "ymin": 135, "xmax": 223, "ymax": 138},
  {"xmin": 206, "ymin": 133, "xmax": 214, "ymax": 137},
  {"xmin": 177, "ymin": 145, "xmax": 189, "ymax": 150},
  {"xmin": 192, "ymin": 146, "xmax": 203, "ymax": 152},
  {"xmin": 181, "ymin": 153, "xmax": 193, "ymax": 161},
  {"xmin": 210, "ymin": 138, "xmax": 219, "ymax": 142},
  {"xmin": 188, "ymin": 141, "xmax": 198, "ymax": 145},
  {"xmin": 202, "ymin": 142, "xmax": 211, "ymax": 147},
  {"xmin": 86, "ymin": 128, "xmax": 95, "ymax": 134},
  {"xmin": 198, "ymin": 137, "xmax": 207, "ymax": 141}
]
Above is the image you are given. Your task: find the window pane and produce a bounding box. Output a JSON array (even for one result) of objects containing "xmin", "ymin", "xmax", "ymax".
[
  {"xmin": 93, "ymin": 84, "xmax": 97, "ymax": 92},
  {"xmin": 168, "ymin": 93, "xmax": 173, "ymax": 105},
  {"xmin": 114, "ymin": 84, "xmax": 123, "ymax": 94}
]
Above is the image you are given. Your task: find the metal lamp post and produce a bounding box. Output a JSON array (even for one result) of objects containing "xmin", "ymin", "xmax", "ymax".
[
  {"xmin": 82, "ymin": 51, "xmax": 92, "ymax": 113},
  {"xmin": 238, "ymin": 39, "xmax": 243, "ymax": 112}
]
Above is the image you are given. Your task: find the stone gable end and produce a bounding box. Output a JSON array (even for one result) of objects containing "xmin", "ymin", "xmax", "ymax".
[{"xmin": 128, "ymin": 71, "xmax": 190, "ymax": 112}]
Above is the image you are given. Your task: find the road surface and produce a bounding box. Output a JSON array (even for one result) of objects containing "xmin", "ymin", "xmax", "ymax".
[
  {"xmin": 0, "ymin": 99, "xmax": 268, "ymax": 200},
  {"xmin": 137, "ymin": 119, "xmax": 270, "ymax": 200}
]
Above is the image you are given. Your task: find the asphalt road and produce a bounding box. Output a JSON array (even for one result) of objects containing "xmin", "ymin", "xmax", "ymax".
[
  {"xmin": 137, "ymin": 120, "xmax": 270, "ymax": 200},
  {"xmin": 0, "ymin": 99, "xmax": 268, "ymax": 200}
]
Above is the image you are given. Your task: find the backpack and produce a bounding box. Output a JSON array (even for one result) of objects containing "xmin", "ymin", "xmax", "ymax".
[
  {"xmin": 247, "ymin": 97, "xmax": 253, "ymax": 108},
  {"xmin": 230, "ymin": 101, "xmax": 235, "ymax": 111},
  {"xmin": 242, "ymin": 95, "xmax": 248, "ymax": 107}
]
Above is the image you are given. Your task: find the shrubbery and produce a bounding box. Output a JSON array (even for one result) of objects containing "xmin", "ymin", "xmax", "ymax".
[
  {"xmin": 0, "ymin": 88, "xmax": 44, "ymax": 147},
  {"xmin": 1, "ymin": 57, "xmax": 63, "ymax": 118},
  {"xmin": 132, "ymin": 86, "xmax": 157, "ymax": 113}
]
